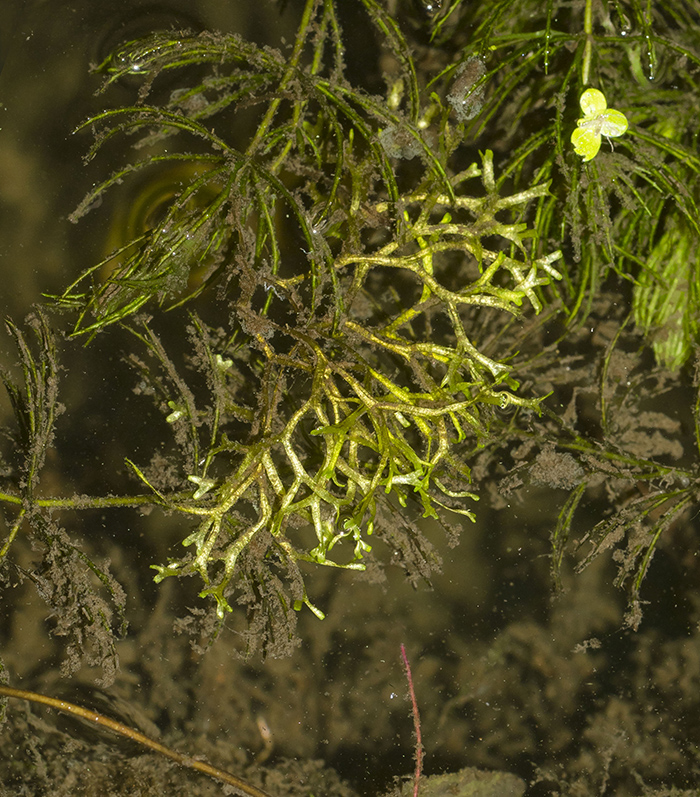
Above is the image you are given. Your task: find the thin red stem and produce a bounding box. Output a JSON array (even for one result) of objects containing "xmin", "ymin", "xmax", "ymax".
[{"xmin": 400, "ymin": 643, "xmax": 423, "ymax": 797}]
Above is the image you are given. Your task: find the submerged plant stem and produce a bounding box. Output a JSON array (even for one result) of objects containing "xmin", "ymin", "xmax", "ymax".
[
  {"xmin": 400, "ymin": 643, "xmax": 423, "ymax": 797},
  {"xmin": 0, "ymin": 685, "xmax": 273, "ymax": 797}
]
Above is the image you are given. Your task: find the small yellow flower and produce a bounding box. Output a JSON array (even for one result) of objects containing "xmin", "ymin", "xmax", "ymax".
[{"xmin": 571, "ymin": 88, "xmax": 628, "ymax": 161}]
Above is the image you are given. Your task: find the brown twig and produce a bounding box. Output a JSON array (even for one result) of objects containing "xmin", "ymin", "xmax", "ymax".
[
  {"xmin": 400, "ymin": 643, "xmax": 423, "ymax": 797},
  {"xmin": 0, "ymin": 683, "xmax": 273, "ymax": 797}
]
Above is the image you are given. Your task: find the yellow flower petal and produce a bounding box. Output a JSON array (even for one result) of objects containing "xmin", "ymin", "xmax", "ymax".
[
  {"xmin": 579, "ymin": 87, "xmax": 607, "ymax": 116},
  {"xmin": 571, "ymin": 127, "xmax": 601, "ymax": 162},
  {"xmin": 598, "ymin": 108, "xmax": 628, "ymax": 138}
]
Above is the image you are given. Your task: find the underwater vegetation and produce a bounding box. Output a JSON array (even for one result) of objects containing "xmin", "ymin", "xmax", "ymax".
[
  {"xmin": 2, "ymin": 0, "xmax": 700, "ymax": 792},
  {"xmin": 3, "ymin": 0, "xmax": 700, "ymax": 657}
]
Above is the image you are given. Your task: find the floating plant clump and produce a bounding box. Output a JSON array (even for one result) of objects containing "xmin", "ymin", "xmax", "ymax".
[
  {"xmin": 3, "ymin": 0, "xmax": 700, "ymax": 794},
  {"xmin": 0, "ymin": 0, "xmax": 700, "ymax": 708}
]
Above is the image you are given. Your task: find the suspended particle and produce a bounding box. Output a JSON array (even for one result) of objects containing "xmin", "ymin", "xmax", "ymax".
[{"xmin": 447, "ymin": 57, "xmax": 487, "ymax": 122}]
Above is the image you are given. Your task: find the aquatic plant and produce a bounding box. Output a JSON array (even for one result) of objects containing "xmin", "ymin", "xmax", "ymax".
[{"xmin": 1, "ymin": 0, "xmax": 700, "ymax": 676}]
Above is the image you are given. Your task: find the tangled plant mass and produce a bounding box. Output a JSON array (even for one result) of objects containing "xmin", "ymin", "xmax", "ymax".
[{"xmin": 2, "ymin": 0, "xmax": 700, "ymax": 668}]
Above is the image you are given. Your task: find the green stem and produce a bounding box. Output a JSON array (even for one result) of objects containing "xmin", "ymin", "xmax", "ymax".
[
  {"xmin": 0, "ymin": 491, "xmax": 162, "ymax": 509},
  {"xmin": 0, "ymin": 509, "xmax": 25, "ymax": 563},
  {"xmin": 247, "ymin": 0, "xmax": 318, "ymax": 158},
  {"xmin": 582, "ymin": 0, "xmax": 593, "ymax": 85}
]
